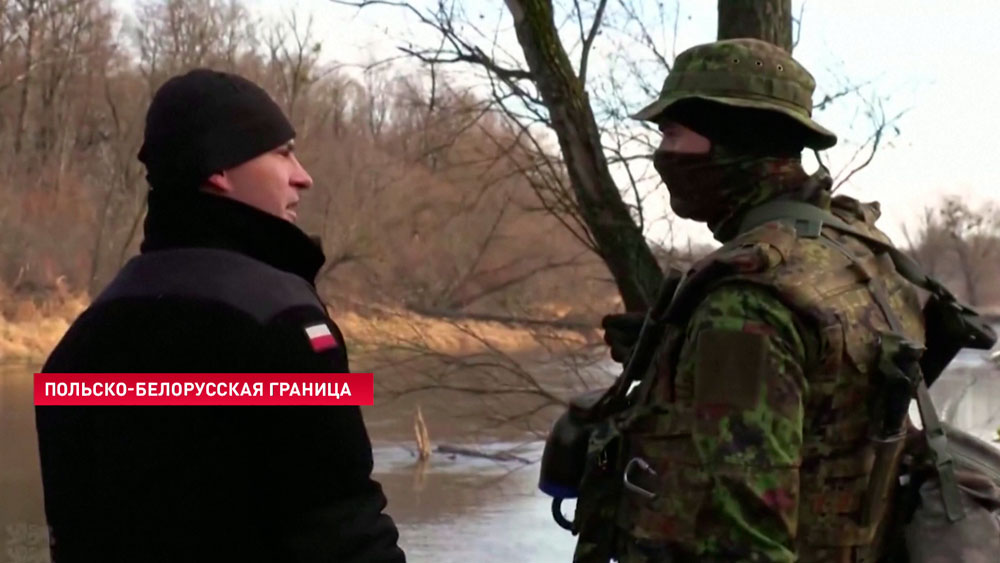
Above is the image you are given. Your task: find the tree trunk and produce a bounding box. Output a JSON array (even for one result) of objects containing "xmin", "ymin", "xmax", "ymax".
[
  {"xmin": 503, "ymin": 0, "xmax": 663, "ymax": 311},
  {"xmin": 955, "ymin": 242, "xmax": 980, "ymax": 306},
  {"xmin": 14, "ymin": 0, "xmax": 37, "ymax": 155},
  {"xmin": 88, "ymin": 180, "xmax": 116, "ymax": 294},
  {"xmin": 717, "ymin": 0, "xmax": 792, "ymax": 52}
]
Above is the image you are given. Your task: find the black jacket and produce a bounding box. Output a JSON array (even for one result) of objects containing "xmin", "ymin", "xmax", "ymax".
[{"xmin": 36, "ymin": 191, "xmax": 404, "ymax": 563}]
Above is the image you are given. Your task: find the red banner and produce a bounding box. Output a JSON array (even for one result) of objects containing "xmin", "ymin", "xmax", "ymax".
[{"xmin": 34, "ymin": 373, "xmax": 374, "ymax": 406}]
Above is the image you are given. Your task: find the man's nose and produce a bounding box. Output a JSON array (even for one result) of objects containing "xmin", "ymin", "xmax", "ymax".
[{"xmin": 290, "ymin": 155, "xmax": 313, "ymax": 190}]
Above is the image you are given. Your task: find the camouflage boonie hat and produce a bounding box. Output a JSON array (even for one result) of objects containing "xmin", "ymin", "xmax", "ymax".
[{"xmin": 632, "ymin": 38, "xmax": 837, "ymax": 150}]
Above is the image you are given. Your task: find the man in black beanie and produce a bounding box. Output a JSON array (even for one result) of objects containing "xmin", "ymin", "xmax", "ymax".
[{"xmin": 36, "ymin": 69, "xmax": 405, "ymax": 562}]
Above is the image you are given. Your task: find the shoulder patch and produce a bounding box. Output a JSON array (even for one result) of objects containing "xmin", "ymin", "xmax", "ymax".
[
  {"xmin": 304, "ymin": 323, "xmax": 338, "ymax": 352},
  {"xmin": 694, "ymin": 329, "xmax": 768, "ymax": 411}
]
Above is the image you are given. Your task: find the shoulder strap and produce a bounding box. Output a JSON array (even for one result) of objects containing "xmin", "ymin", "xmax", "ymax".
[{"xmin": 740, "ymin": 201, "xmax": 944, "ymax": 297}]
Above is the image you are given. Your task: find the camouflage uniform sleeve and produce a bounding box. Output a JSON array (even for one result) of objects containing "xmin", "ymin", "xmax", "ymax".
[{"xmin": 675, "ymin": 282, "xmax": 812, "ymax": 562}]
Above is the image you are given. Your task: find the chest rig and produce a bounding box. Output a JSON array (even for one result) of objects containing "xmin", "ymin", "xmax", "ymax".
[{"xmin": 614, "ymin": 198, "xmax": 923, "ymax": 562}]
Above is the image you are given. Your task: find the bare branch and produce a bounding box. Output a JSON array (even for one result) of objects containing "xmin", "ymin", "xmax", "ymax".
[
  {"xmin": 617, "ymin": 0, "xmax": 671, "ymax": 71},
  {"xmin": 791, "ymin": 0, "xmax": 806, "ymax": 51},
  {"xmin": 813, "ymin": 78, "xmax": 872, "ymax": 112},
  {"xmin": 447, "ymin": 253, "xmax": 590, "ymax": 310},
  {"xmin": 833, "ymin": 99, "xmax": 908, "ymax": 191},
  {"xmin": 670, "ymin": 0, "xmax": 680, "ymax": 60},
  {"xmin": 578, "ymin": 0, "xmax": 609, "ymax": 86}
]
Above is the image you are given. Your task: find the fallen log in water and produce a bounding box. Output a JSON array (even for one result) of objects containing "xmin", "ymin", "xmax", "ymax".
[{"xmin": 436, "ymin": 444, "xmax": 532, "ymax": 464}]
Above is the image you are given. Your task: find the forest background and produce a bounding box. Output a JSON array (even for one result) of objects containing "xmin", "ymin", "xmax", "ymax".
[{"xmin": 2, "ymin": 0, "xmax": 999, "ymax": 435}]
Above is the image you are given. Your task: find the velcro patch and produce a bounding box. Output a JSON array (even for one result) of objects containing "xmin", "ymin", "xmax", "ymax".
[{"xmin": 694, "ymin": 329, "xmax": 768, "ymax": 410}]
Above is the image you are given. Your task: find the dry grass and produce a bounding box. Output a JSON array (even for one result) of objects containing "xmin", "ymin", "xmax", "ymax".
[
  {"xmin": 335, "ymin": 307, "xmax": 592, "ymax": 357},
  {"xmin": 0, "ymin": 289, "xmax": 596, "ymax": 364},
  {"xmin": 0, "ymin": 282, "xmax": 89, "ymax": 364}
]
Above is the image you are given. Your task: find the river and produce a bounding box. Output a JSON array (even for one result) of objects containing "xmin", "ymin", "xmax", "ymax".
[{"xmin": 2, "ymin": 348, "xmax": 998, "ymax": 562}]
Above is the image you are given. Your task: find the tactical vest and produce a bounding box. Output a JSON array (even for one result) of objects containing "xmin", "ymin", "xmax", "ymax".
[{"xmin": 612, "ymin": 197, "xmax": 924, "ymax": 562}]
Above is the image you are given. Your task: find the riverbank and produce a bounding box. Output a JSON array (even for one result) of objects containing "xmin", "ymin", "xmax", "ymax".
[
  {"xmin": 0, "ymin": 288, "xmax": 88, "ymax": 363},
  {"xmin": 0, "ymin": 291, "xmax": 598, "ymax": 365}
]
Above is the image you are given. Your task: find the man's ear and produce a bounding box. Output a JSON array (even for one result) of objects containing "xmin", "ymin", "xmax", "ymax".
[{"xmin": 204, "ymin": 171, "xmax": 232, "ymax": 193}]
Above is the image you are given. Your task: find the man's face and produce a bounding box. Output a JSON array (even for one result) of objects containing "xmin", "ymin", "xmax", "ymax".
[
  {"xmin": 658, "ymin": 120, "xmax": 711, "ymax": 154},
  {"xmin": 652, "ymin": 119, "xmax": 716, "ymax": 223},
  {"xmin": 205, "ymin": 140, "xmax": 313, "ymax": 222}
]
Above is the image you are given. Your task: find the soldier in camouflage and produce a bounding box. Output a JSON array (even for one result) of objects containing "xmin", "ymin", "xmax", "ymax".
[{"xmin": 583, "ymin": 39, "xmax": 927, "ymax": 562}]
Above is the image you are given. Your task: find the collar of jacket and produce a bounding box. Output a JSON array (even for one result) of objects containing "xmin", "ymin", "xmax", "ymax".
[
  {"xmin": 711, "ymin": 168, "xmax": 833, "ymax": 243},
  {"xmin": 140, "ymin": 189, "xmax": 326, "ymax": 285}
]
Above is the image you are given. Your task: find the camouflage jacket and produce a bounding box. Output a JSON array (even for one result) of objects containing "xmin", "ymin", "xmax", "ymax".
[{"xmin": 611, "ymin": 195, "xmax": 924, "ymax": 562}]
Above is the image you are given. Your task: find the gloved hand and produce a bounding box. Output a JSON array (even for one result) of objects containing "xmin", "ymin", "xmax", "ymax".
[{"xmin": 600, "ymin": 312, "xmax": 646, "ymax": 364}]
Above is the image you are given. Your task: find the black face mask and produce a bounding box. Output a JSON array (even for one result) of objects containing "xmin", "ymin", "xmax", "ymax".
[{"xmin": 653, "ymin": 146, "xmax": 811, "ymax": 234}]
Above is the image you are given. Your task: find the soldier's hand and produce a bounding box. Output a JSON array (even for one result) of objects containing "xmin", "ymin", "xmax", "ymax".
[{"xmin": 601, "ymin": 312, "xmax": 646, "ymax": 364}]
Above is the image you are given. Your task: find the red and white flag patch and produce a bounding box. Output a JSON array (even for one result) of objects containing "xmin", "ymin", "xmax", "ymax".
[{"xmin": 304, "ymin": 323, "xmax": 338, "ymax": 352}]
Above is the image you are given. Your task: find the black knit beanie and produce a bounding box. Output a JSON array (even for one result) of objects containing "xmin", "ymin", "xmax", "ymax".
[{"xmin": 137, "ymin": 68, "xmax": 296, "ymax": 192}]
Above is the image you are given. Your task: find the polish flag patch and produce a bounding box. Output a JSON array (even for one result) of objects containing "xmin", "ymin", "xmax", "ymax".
[{"xmin": 304, "ymin": 323, "xmax": 338, "ymax": 352}]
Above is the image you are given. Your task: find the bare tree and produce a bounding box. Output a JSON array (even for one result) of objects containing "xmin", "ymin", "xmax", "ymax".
[
  {"xmin": 336, "ymin": 0, "xmax": 901, "ymax": 316},
  {"xmin": 939, "ymin": 198, "xmax": 1000, "ymax": 306},
  {"xmin": 0, "ymin": 0, "xmax": 622, "ymax": 440},
  {"xmin": 902, "ymin": 206, "xmax": 946, "ymax": 279},
  {"xmin": 903, "ymin": 196, "xmax": 1000, "ymax": 307},
  {"xmin": 336, "ymin": 0, "xmax": 667, "ymax": 311},
  {"xmin": 718, "ymin": 0, "xmax": 791, "ymax": 50},
  {"xmin": 264, "ymin": 10, "xmax": 322, "ymax": 124},
  {"xmin": 130, "ymin": 0, "xmax": 257, "ymax": 92},
  {"xmin": 12, "ymin": 0, "xmax": 39, "ymax": 154}
]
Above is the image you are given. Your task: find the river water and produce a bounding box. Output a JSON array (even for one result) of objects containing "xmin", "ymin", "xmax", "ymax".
[{"xmin": 2, "ymin": 348, "xmax": 998, "ymax": 562}]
